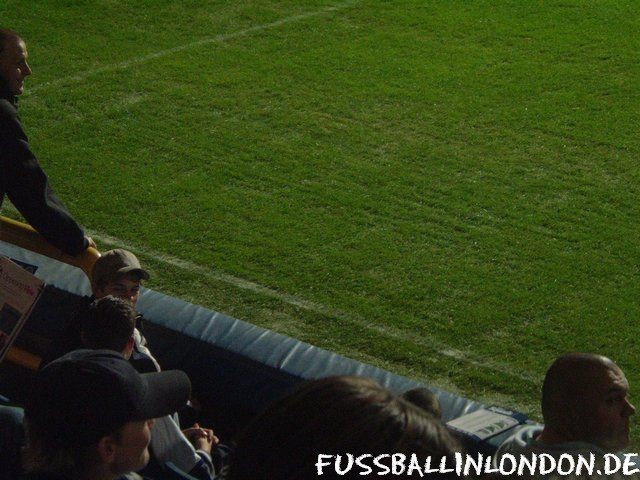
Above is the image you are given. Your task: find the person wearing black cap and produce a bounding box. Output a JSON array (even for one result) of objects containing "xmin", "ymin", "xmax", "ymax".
[
  {"xmin": 80, "ymin": 296, "xmax": 218, "ymax": 480},
  {"xmin": 22, "ymin": 349, "xmax": 191, "ymax": 480},
  {"xmin": 0, "ymin": 28, "xmax": 94, "ymax": 256}
]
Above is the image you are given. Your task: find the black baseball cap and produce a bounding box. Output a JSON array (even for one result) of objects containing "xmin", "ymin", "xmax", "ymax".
[{"xmin": 26, "ymin": 350, "xmax": 190, "ymax": 444}]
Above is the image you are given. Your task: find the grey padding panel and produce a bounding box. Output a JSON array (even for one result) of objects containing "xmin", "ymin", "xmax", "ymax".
[
  {"xmin": 139, "ymin": 288, "xmax": 483, "ymax": 422},
  {"xmin": 0, "ymin": 241, "xmax": 536, "ymax": 450}
]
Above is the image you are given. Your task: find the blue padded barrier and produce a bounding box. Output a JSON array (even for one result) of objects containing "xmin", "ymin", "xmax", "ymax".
[{"xmin": 0, "ymin": 241, "xmax": 537, "ymax": 451}]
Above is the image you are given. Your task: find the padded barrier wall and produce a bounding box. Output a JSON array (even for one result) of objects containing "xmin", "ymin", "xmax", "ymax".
[{"xmin": 0, "ymin": 240, "xmax": 536, "ymax": 451}]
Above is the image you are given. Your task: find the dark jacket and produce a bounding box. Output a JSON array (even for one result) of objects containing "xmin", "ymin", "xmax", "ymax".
[
  {"xmin": 40, "ymin": 295, "xmax": 159, "ymax": 374},
  {"xmin": 0, "ymin": 78, "xmax": 88, "ymax": 256},
  {"xmin": 20, "ymin": 473, "xmax": 70, "ymax": 480}
]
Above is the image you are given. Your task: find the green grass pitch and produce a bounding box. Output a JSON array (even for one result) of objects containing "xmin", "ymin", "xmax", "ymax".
[{"xmin": 2, "ymin": 0, "xmax": 639, "ymax": 445}]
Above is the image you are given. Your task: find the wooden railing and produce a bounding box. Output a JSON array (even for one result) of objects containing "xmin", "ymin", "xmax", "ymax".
[{"xmin": 0, "ymin": 215, "xmax": 100, "ymax": 370}]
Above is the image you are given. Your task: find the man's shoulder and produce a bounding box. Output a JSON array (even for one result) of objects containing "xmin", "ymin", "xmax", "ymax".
[
  {"xmin": 493, "ymin": 424, "xmax": 543, "ymax": 462},
  {"xmin": 0, "ymin": 99, "xmax": 19, "ymax": 136},
  {"xmin": 0, "ymin": 98, "xmax": 18, "ymax": 119}
]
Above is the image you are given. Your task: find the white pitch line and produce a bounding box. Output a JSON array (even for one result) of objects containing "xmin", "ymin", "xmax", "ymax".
[
  {"xmin": 6, "ymin": 0, "xmax": 543, "ymax": 386},
  {"xmin": 87, "ymin": 228, "xmax": 540, "ymax": 385},
  {"xmin": 2, "ymin": 201, "xmax": 540, "ymax": 384},
  {"xmin": 26, "ymin": 1, "xmax": 359, "ymax": 95}
]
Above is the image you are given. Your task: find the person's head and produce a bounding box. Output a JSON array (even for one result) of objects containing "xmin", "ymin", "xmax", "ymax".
[
  {"xmin": 0, "ymin": 28, "xmax": 31, "ymax": 96},
  {"xmin": 541, "ymin": 353, "xmax": 635, "ymax": 451},
  {"xmin": 81, "ymin": 296, "xmax": 136, "ymax": 359},
  {"xmin": 401, "ymin": 387, "xmax": 442, "ymax": 419},
  {"xmin": 228, "ymin": 376, "xmax": 462, "ymax": 479},
  {"xmin": 91, "ymin": 249, "xmax": 150, "ymax": 306},
  {"xmin": 23, "ymin": 350, "xmax": 190, "ymax": 479}
]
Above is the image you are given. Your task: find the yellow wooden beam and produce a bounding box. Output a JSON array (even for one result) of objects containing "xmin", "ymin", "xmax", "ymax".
[
  {"xmin": 5, "ymin": 346, "xmax": 41, "ymax": 371},
  {"xmin": 1, "ymin": 215, "xmax": 100, "ymax": 371},
  {"xmin": 0, "ymin": 215, "xmax": 100, "ymax": 278}
]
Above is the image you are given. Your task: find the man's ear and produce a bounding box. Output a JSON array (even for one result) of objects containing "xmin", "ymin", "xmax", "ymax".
[
  {"xmin": 123, "ymin": 336, "xmax": 135, "ymax": 359},
  {"xmin": 96, "ymin": 434, "xmax": 117, "ymax": 464}
]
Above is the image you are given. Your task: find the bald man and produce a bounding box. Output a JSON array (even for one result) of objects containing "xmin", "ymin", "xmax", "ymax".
[{"xmin": 494, "ymin": 353, "xmax": 636, "ymax": 476}]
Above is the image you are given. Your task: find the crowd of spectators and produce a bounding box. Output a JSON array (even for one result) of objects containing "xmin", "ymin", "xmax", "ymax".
[{"xmin": 1, "ymin": 27, "xmax": 637, "ymax": 480}]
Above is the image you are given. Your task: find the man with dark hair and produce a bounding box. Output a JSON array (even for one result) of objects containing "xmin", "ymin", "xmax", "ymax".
[
  {"xmin": 0, "ymin": 28, "xmax": 93, "ymax": 256},
  {"xmin": 79, "ymin": 296, "xmax": 217, "ymax": 480},
  {"xmin": 22, "ymin": 349, "xmax": 191, "ymax": 479},
  {"xmin": 228, "ymin": 376, "xmax": 462, "ymax": 480},
  {"xmin": 81, "ymin": 296, "xmax": 136, "ymax": 356},
  {"xmin": 401, "ymin": 386, "xmax": 442, "ymax": 419},
  {"xmin": 494, "ymin": 353, "xmax": 636, "ymax": 476}
]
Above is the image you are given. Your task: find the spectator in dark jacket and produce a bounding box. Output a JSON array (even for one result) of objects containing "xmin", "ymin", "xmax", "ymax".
[
  {"xmin": 81, "ymin": 296, "xmax": 218, "ymax": 480},
  {"xmin": 0, "ymin": 28, "xmax": 93, "ymax": 256},
  {"xmin": 22, "ymin": 349, "xmax": 191, "ymax": 480},
  {"xmin": 227, "ymin": 376, "xmax": 462, "ymax": 480}
]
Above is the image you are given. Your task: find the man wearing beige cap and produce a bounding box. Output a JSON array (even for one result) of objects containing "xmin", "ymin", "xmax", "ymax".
[
  {"xmin": 42, "ymin": 249, "xmax": 159, "ymax": 372},
  {"xmin": 91, "ymin": 249, "xmax": 150, "ymax": 306}
]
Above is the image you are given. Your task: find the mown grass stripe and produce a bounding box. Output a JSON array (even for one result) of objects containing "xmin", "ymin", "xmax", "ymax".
[
  {"xmin": 90, "ymin": 227, "xmax": 542, "ymax": 385},
  {"xmin": 5, "ymin": 197, "xmax": 539, "ymax": 384},
  {"xmin": 25, "ymin": 1, "xmax": 360, "ymax": 95}
]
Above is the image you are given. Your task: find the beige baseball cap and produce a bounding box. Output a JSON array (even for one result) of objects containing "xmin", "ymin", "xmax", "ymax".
[{"xmin": 91, "ymin": 249, "xmax": 150, "ymax": 286}]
